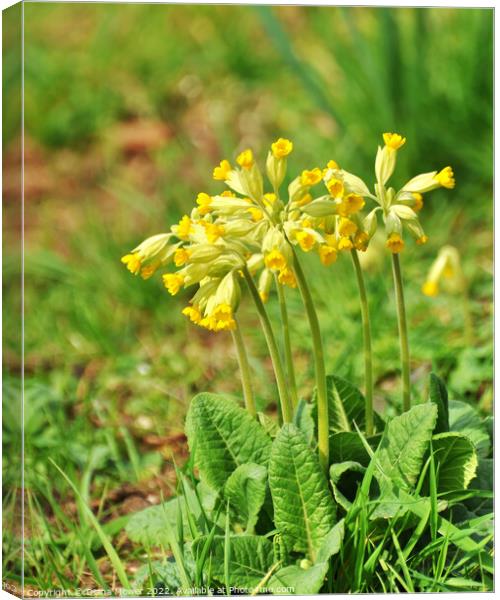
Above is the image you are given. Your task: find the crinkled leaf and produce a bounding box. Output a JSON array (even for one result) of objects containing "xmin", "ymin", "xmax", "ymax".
[
  {"xmin": 330, "ymin": 431, "xmax": 381, "ymax": 466},
  {"xmin": 186, "ymin": 393, "xmax": 272, "ymax": 489},
  {"xmin": 133, "ymin": 550, "xmax": 195, "ymax": 593},
  {"xmin": 258, "ymin": 411, "xmax": 280, "ymax": 438},
  {"xmin": 192, "ymin": 534, "xmax": 273, "ymax": 590},
  {"xmin": 315, "ymin": 519, "xmax": 345, "ymax": 563},
  {"xmin": 448, "ymin": 400, "xmax": 490, "ymax": 458},
  {"xmin": 224, "ymin": 463, "xmax": 267, "ymax": 533},
  {"xmin": 267, "ymin": 562, "xmax": 329, "ymax": 595},
  {"xmin": 432, "ymin": 432, "xmax": 478, "ymax": 492},
  {"xmin": 429, "ymin": 373, "xmax": 449, "ymax": 433},
  {"xmin": 126, "ymin": 484, "xmax": 200, "ymax": 545},
  {"xmin": 323, "ymin": 375, "xmax": 365, "ymax": 432},
  {"xmin": 269, "ymin": 424, "xmax": 336, "ymax": 561},
  {"xmin": 374, "ymin": 404, "xmax": 437, "ymax": 495},
  {"xmin": 293, "ymin": 399, "xmax": 315, "ymax": 446},
  {"xmin": 329, "ymin": 461, "xmax": 365, "ymax": 510}
]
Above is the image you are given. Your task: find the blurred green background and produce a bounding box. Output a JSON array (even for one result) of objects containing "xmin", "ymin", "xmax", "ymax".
[{"xmin": 3, "ymin": 4, "xmax": 493, "ymax": 592}]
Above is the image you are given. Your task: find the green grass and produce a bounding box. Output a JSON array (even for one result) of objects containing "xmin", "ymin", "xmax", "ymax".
[{"xmin": 2, "ymin": 4, "xmax": 492, "ymax": 594}]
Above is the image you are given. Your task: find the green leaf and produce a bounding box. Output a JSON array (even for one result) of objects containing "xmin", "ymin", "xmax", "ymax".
[
  {"xmin": 448, "ymin": 400, "xmax": 490, "ymax": 457},
  {"xmin": 186, "ymin": 393, "xmax": 272, "ymax": 489},
  {"xmin": 316, "ymin": 519, "xmax": 345, "ymax": 563},
  {"xmin": 126, "ymin": 490, "xmax": 200, "ymax": 546},
  {"xmin": 323, "ymin": 375, "xmax": 365, "ymax": 432},
  {"xmin": 330, "ymin": 461, "xmax": 365, "ymax": 510},
  {"xmin": 330, "ymin": 431, "xmax": 381, "ymax": 466},
  {"xmin": 133, "ymin": 551, "xmax": 195, "ymax": 594},
  {"xmin": 432, "ymin": 432, "xmax": 478, "ymax": 492},
  {"xmin": 374, "ymin": 404, "xmax": 437, "ymax": 495},
  {"xmin": 224, "ymin": 463, "xmax": 267, "ymax": 533},
  {"xmin": 268, "ymin": 424, "xmax": 336, "ymax": 561},
  {"xmin": 267, "ymin": 562, "xmax": 329, "ymax": 595},
  {"xmin": 429, "ymin": 373, "xmax": 449, "ymax": 433},
  {"xmin": 258, "ymin": 412, "xmax": 280, "ymax": 438},
  {"xmin": 192, "ymin": 534, "xmax": 273, "ymax": 590},
  {"xmin": 293, "ymin": 399, "xmax": 315, "ymax": 446}
]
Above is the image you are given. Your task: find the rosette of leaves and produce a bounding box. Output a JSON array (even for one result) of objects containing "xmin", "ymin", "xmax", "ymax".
[{"xmin": 125, "ymin": 374, "xmax": 492, "ymax": 594}]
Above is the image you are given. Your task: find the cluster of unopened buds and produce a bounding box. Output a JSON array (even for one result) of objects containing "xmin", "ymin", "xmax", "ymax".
[{"xmin": 122, "ymin": 133, "xmax": 455, "ymax": 332}]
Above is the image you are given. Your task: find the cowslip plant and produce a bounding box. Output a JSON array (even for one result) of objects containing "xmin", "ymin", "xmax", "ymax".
[{"xmin": 121, "ymin": 136, "xmax": 491, "ymax": 594}]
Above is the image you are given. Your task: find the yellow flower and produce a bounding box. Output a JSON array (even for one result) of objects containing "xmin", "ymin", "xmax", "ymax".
[
  {"xmin": 203, "ymin": 222, "xmax": 225, "ymax": 243},
  {"xmin": 338, "ymin": 193, "xmax": 365, "ymax": 217},
  {"xmin": 163, "ymin": 273, "xmax": 184, "ymax": 295},
  {"xmin": 295, "ymin": 230, "xmax": 315, "ymax": 252},
  {"xmin": 422, "ymin": 281, "xmax": 439, "ymax": 297},
  {"xmin": 263, "ymin": 192, "xmax": 277, "ymax": 207},
  {"xmin": 248, "ymin": 207, "xmax": 263, "ymax": 222},
  {"xmin": 182, "ymin": 305, "xmax": 202, "ymax": 324},
  {"xmin": 300, "ymin": 168, "xmax": 322, "ymax": 186},
  {"xmin": 271, "ymin": 138, "xmax": 293, "ymax": 158},
  {"xmin": 354, "ymin": 231, "xmax": 369, "ymax": 252},
  {"xmin": 338, "ymin": 237, "xmax": 353, "ymax": 251},
  {"xmin": 416, "ymin": 235, "xmax": 429, "ymax": 246},
  {"xmin": 386, "ymin": 233, "xmax": 405, "ymax": 253},
  {"xmin": 196, "ymin": 192, "xmax": 212, "ymax": 215},
  {"xmin": 278, "ymin": 267, "xmax": 297, "ymax": 288},
  {"xmin": 338, "ymin": 217, "xmax": 358, "ymax": 238},
  {"xmin": 213, "ymin": 159, "xmax": 232, "ymax": 180},
  {"xmin": 236, "ymin": 149, "xmax": 254, "ymax": 169},
  {"xmin": 435, "ymin": 166, "xmax": 455, "ymax": 189},
  {"xmin": 318, "ymin": 245, "xmax": 338, "ymax": 266},
  {"xmin": 121, "ymin": 253, "xmax": 142, "ymax": 275},
  {"xmin": 296, "ymin": 193, "xmax": 313, "ymax": 206},
  {"xmin": 174, "ymin": 248, "xmax": 191, "ymax": 267},
  {"xmin": 326, "ymin": 177, "xmax": 344, "ymax": 198},
  {"xmin": 412, "ymin": 192, "xmax": 424, "ymax": 212},
  {"xmin": 327, "ymin": 159, "xmax": 339, "ymax": 170},
  {"xmin": 174, "ymin": 215, "xmax": 193, "ymax": 240},
  {"xmin": 265, "ymin": 249, "xmax": 287, "ymax": 271},
  {"xmin": 140, "ymin": 265, "xmax": 157, "ymax": 280},
  {"xmin": 221, "ymin": 190, "xmax": 236, "ymax": 197},
  {"xmin": 210, "ymin": 303, "xmax": 237, "ymax": 331},
  {"xmin": 383, "ymin": 132, "xmax": 406, "ymax": 150}
]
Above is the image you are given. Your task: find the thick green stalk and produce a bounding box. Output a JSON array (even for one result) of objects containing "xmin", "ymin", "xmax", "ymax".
[
  {"xmin": 350, "ymin": 249, "xmax": 374, "ymax": 436},
  {"xmin": 274, "ymin": 277, "xmax": 299, "ymax": 409},
  {"xmin": 243, "ymin": 268, "xmax": 293, "ymax": 423},
  {"xmin": 291, "ymin": 249, "xmax": 329, "ymax": 471},
  {"xmin": 231, "ymin": 320, "xmax": 256, "ymax": 418},
  {"xmin": 391, "ymin": 253, "xmax": 411, "ymax": 412}
]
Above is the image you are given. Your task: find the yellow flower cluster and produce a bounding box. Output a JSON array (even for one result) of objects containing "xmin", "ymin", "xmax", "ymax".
[{"xmin": 122, "ymin": 133, "xmax": 455, "ymax": 332}]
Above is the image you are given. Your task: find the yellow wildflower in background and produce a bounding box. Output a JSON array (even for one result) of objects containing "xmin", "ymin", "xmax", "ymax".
[
  {"xmin": 295, "ymin": 230, "xmax": 315, "ymax": 252},
  {"xmin": 213, "ymin": 159, "xmax": 232, "ymax": 180},
  {"xmin": 386, "ymin": 233, "xmax": 405, "ymax": 254},
  {"xmin": 434, "ymin": 166, "xmax": 455, "ymax": 189},
  {"xmin": 237, "ymin": 149, "xmax": 254, "ymax": 169},
  {"xmin": 383, "ymin": 132, "xmax": 406, "ymax": 150},
  {"xmin": 196, "ymin": 192, "xmax": 212, "ymax": 215},
  {"xmin": 301, "ymin": 168, "xmax": 323, "ymax": 186},
  {"xmin": 277, "ymin": 267, "xmax": 297, "ymax": 288},
  {"xmin": 271, "ymin": 138, "xmax": 293, "ymax": 158},
  {"xmin": 174, "ymin": 248, "xmax": 191, "ymax": 267},
  {"xmin": 163, "ymin": 273, "xmax": 184, "ymax": 295},
  {"xmin": 318, "ymin": 244, "xmax": 338, "ymax": 266},
  {"xmin": 121, "ymin": 253, "xmax": 142, "ymax": 275}
]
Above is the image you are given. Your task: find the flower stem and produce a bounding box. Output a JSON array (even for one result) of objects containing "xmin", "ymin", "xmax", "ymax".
[
  {"xmin": 274, "ymin": 277, "xmax": 299, "ymax": 410},
  {"xmin": 350, "ymin": 249, "xmax": 374, "ymax": 436},
  {"xmin": 291, "ymin": 249, "xmax": 329, "ymax": 472},
  {"xmin": 391, "ymin": 253, "xmax": 411, "ymax": 412},
  {"xmin": 243, "ymin": 267, "xmax": 293, "ymax": 423},
  {"xmin": 231, "ymin": 319, "xmax": 256, "ymax": 418}
]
